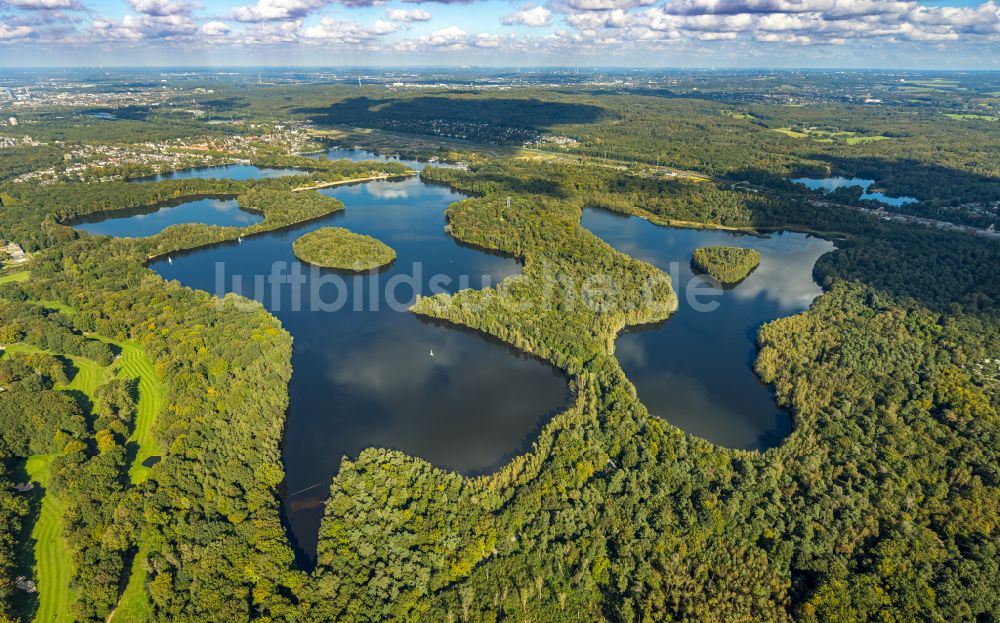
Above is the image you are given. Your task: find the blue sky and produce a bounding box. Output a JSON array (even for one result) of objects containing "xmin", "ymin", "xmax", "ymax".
[{"xmin": 1, "ymin": 0, "xmax": 998, "ymax": 67}]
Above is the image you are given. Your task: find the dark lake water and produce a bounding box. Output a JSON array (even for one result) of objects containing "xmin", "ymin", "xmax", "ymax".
[
  {"xmin": 302, "ymin": 147, "xmax": 417, "ymax": 164},
  {"xmin": 78, "ymin": 150, "xmax": 568, "ymax": 561},
  {"xmin": 75, "ymin": 149, "xmax": 834, "ymax": 560},
  {"xmin": 790, "ymin": 176, "xmax": 918, "ymax": 207},
  {"xmin": 581, "ymin": 208, "xmax": 835, "ymax": 451},
  {"xmin": 77, "ymin": 149, "xmax": 437, "ymax": 238},
  {"xmin": 74, "ymin": 197, "xmax": 263, "ymax": 237},
  {"xmin": 131, "ymin": 163, "xmax": 305, "ymax": 182}
]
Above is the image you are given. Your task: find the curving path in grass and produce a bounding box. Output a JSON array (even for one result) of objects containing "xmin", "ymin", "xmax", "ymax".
[
  {"xmin": 96, "ymin": 338, "xmax": 166, "ymax": 622},
  {"xmin": 9, "ymin": 330, "xmax": 165, "ymax": 623},
  {"xmin": 20, "ymin": 348, "xmax": 108, "ymax": 623},
  {"xmin": 101, "ymin": 339, "xmax": 166, "ymax": 485}
]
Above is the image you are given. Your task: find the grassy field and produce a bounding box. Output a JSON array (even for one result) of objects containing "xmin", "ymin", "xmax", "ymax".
[
  {"xmin": 65, "ymin": 355, "xmax": 110, "ymax": 396},
  {"xmin": 845, "ymin": 135, "xmax": 892, "ymax": 145},
  {"xmin": 772, "ymin": 127, "xmax": 809, "ymax": 138},
  {"xmin": 35, "ymin": 300, "xmax": 75, "ymax": 314},
  {"xmin": 944, "ymin": 113, "xmax": 998, "ymax": 122},
  {"xmin": 905, "ymin": 79, "xmax": 962, "ymax": 90},
  {"xmin": 96, "ymin": 337, "xmax": 165, "ymax": 621},
  {"xmin": 108, "ymin": 547, "xmax": 152, "ymax": 623},
  {"xmin": 24, "ymin": 455, "xmax": 74, "ymax": 623},
  {"xmin": 112, "ymin": 340, "xmax": 166, "ymax": 484},
  {"xmin": 0, "ymin": 270, "xmax": 30, "ymax": 284},
  {"xmin": 9, "ymin": 327, "xmax": 165, "ymax": 623},
  {"xmin": 772, "ymin": 127, "xmax": 893, "ymax": 145}
]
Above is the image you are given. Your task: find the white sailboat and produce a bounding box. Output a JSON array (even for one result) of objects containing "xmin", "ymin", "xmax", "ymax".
[
  {"xmin": 167, "ymin": 256, "xmax": 173, "ymax": 265},
  {"xmin": 429, "ymin": 349, "xmax": 434, "ymax": 357}
]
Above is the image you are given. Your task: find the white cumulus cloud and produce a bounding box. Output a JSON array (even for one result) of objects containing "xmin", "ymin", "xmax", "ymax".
[
  {"xmin": 301, "ymin": 16, "xmax": 397, "ymax": 42},
  {"xmin": 0, "ymin": 23, "xmax": 34, "ymax": 38},
  {"xmin": 230, "ymin": 0, "xmax": 329, "ymax": 22},
  {"xmin": 199, "ymin": 20, "xmax": 230, "ymax": 36},
  {"xmin": 6, "ymin": 0, "xmax": 80, "ymax": 10},
  {"xmin": 89, "ymin": 12, "xmax": 200, "ymax": 40},
  {"xmin": 385, "ymin": 7, "xmax": 431, "ymax": 21},
  {"xmin": 575, "ymin": 0, "xmax": 1000, "ymax": 46},
  {"xmin": 502, "ymin": 4, "xmax": 552, "ymax": 27},
  {"xmin": 127, "ymin": 0, "xmax": 200, "ymax": 16}
]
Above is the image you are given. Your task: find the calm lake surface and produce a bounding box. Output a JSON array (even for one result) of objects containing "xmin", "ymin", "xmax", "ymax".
[
  {"xmin": 131, "ymin": 163, "xmax": 305, "ymax": 182},
  {"xmin": 74, "ymin": 197, "xmax": 263, "ymax": 237},
  {"xmin": 303, "ymin": 147, "xmax": 418, "ymax": 163},
  {"xmin": 79, "ymin": 149, "xmax": 430, "ymax": 238},
  {"xmin": 79, "ymin": 150, "xmax": 568, "ymax": 561},
  {"xmin": 582, "ymin": 208, "xmax": 835, "ymax": 450},
  {"xmin": 76, "ymin": 149, "xmax": 835, "ymax": 558},
  {"xmin": 790, "ymin": 176, "xmax": 918, "ymax": 206}
]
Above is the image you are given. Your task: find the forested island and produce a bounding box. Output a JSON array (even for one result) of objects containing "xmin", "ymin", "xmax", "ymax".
[
  {"xmin": 0, "ymin": 69, "xmax": 997, "ymax": 623},
  {"xmin": 292, "ymin": 227, "xmax": 396, "ymax": 271},
  {"xmin": 691, "ymin": 245, "xmax": 761, "ymax": 285}
]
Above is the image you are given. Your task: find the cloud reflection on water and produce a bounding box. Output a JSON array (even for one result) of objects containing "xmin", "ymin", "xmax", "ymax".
[{"xmin": 582, "ymin": 207, "xmax": 835, "ymax": 451}]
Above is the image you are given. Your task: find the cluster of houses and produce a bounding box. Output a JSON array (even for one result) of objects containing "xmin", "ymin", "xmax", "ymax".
[
  {"xmin": 9, "ymin": 124, "xmax": 315, "ymax": 185},
  {"xmin": 1, "ymin": 82, "xmax": 175, "ymax": 111},
  {"xmin": 524, "ymin": 134, "xmax": 580, "ymax": 149},
  {"xmin": 0, "ymin": 134, "xmax": 42, "ymax": 149}
]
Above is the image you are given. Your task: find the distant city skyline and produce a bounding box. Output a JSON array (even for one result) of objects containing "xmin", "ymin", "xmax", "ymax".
[{"xmin": 1, "ymin": 0, "xmax": 998, "ymax": 68}]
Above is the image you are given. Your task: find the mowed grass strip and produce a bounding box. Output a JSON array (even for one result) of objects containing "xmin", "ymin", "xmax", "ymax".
[
  {"xmin": 107, "ymin": 546, "xmax": 152, "ymax": 623},
  {"xmin": 23, "ymin": 349, "xmax": 109, "ymax": 623},
  {"xmin": 12, "ymin": 327, "xmax": 166, "ymax": 621},
  {"xmin": 0, "ymin": 270, "xmax": 30, "ymax": 284},
  {"xmin": 112, "ymin": 340, "xmax": 166, "ymax": 484},
  {"xmin": 63, "ymin": 354, "xmax": 110, "ymax": 397},
  {"xmin": 94, "ymin": 337, "xmax": 166, "ymax": 621},
  {"xmin": 25, "ymin": 456, "xmax": 73, "ymax": 623}
]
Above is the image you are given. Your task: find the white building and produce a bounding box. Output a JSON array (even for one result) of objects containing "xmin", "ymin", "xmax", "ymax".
[{"xmin": 1, "ymin": 242, "xmax": 28, "ymax": 266}]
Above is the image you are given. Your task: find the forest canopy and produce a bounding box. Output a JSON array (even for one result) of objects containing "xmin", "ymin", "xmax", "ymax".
[
  {"xmin": 691, "ymin": 245, "xmax": 761, "ymax": 285},
  {"xmin": 291, "ymin": 227, "xmax": 396, "ymax": 271},
  {"xmin": 0, "ymin": 73, "xmax": 998, "ymax": 623}
]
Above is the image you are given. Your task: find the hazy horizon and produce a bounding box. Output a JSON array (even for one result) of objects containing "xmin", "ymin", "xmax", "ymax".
[
  {"xmin": 1, "ymin": 0, "xmax": 997, "ymax": 70},
  {"xmin": 1, "ymin": 64, "xmax": 998, "ymax": 71}
]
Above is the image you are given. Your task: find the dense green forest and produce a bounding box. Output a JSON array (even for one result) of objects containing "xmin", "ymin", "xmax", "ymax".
[
  {"xmin": 691, "ymin": 246, "xmax": 761, "ymax": 285},
  {"xmin": 0, "ymin": 77, "xmax": 998, "ymax": 622},
  {"xmin": 0, "ymin": 159, "xmax": 410, "ymax": 251},
  {"xmin": 255, "ymin": 83, "xmax": 1000, "ymax": 227},
  {"xmin": 292, "ymin": 227, "xmax": 396, "ymax": 271}
]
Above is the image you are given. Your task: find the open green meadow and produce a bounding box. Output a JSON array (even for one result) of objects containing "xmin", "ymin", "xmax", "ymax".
[{"xmin": 0, "ymin": 271, "xmax": 30, "ymax": 284}]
